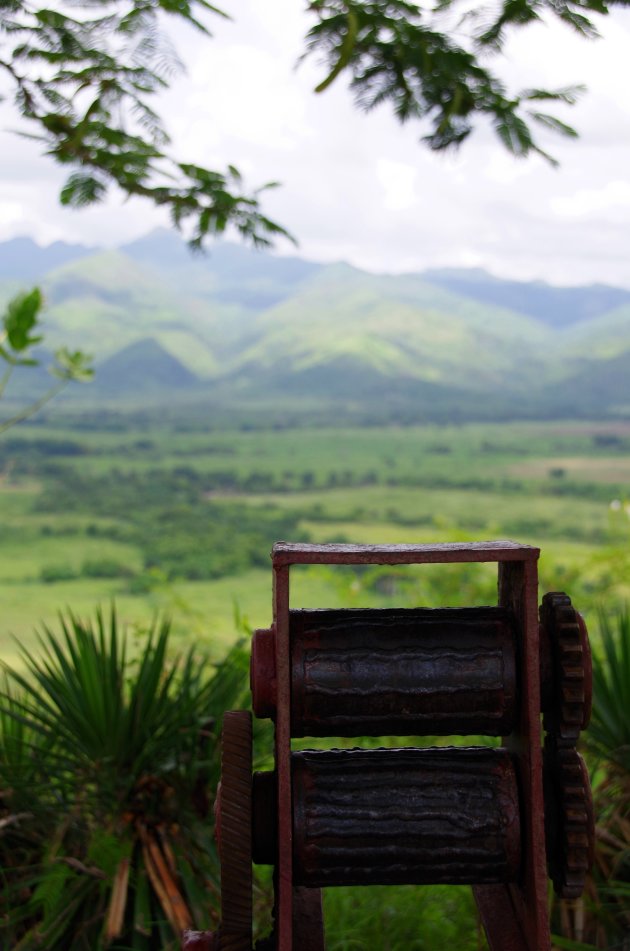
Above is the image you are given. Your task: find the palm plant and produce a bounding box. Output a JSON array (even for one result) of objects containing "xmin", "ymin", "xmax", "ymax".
[
  {"xmin": 0, "ymin": 607, "xmax": 252, "ymax": 950},
  {"xmin": 584, "ymin": 608, "xmax": 630, "ymax": 947},
  {"xmin": 554, "ymin": 608, "xmax": 630, "ymax": 949}
]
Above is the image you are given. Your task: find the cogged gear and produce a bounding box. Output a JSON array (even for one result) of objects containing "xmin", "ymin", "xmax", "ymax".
[
  {"xmin": 540, "ymin": 591, "xmax": 592, "ymax": 741},
  {"xmin": 217, "ymin": 711, "xmax": 253, "ymax": 951},
  {"xmin": 543, "ymin": 736, "xmax": 594, "ymax": 900}
]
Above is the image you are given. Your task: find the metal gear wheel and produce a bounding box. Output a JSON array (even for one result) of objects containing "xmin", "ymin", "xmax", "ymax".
[
  {"xmin": 216, "ymin": 710, "xmax": 253, "ymax": 951},
  {"xmin": 540, "ymin": 591, "xmax": 592, "ymax": 741},
  {"xmin": 543, "ymin": 736, "xmax": 594, "ymax": 899}
]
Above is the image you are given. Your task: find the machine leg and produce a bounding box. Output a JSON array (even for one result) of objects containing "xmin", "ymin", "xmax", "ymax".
[
  {"xmin": 293, "ymin": 887, "xmax": 325, "ymax": 951},
  {"xmin": 473, "ymin": 885, "xmax": 529, "ymax": 951}
]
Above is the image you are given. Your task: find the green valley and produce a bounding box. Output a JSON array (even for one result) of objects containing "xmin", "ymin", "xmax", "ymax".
[
  {"xmin": 2, "ymin": 416, "xmax": 629, "ymax": 665},
  {"xmin": 2, "ymin": 230, "xmax": 630, "ymax": 424}
]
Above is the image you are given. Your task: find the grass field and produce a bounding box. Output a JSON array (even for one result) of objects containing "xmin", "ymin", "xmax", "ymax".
[{"xmin": 2, "ymin": 417, "xmax": 629, "ymax": 663}]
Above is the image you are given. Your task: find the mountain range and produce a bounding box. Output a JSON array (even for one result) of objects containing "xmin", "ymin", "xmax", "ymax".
[{"xmin": 1, "ymin": 230, "xmax": 629, "ymax": 423}]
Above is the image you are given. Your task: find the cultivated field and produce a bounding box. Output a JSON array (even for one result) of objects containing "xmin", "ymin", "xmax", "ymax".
[{"xmin": 2, "ymin": 416, "xmax": 629, "ymax": 665}]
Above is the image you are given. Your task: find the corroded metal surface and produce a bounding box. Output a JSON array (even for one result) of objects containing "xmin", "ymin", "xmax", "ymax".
[
  {"xmin": 498, "ymin": 558, "xmax": 551, "ymax": 950},
  {"xmin": 251, "ymin": 627, "xmax": 276, "ymax": 720},
  {"xmin": 543, "ymin": 738, "xmax": 594, "ymax": 899},
  {"xmin": 473, "ymin": 886, "xmax": 530, "ymax": 951},
  {"xmin": 218, "ymin": 712, "xmax": 253, "ymax": 951},
  {"xmin": 252, "ymin": 770, "xmax": 277, "ymax": 866},
  {"xmin": 292, "ymin": 887, "xmax": 325, "ymax": 951},
  {"xmin": 291, "ymin": 747, "xmax": 521, "ymax": 888},
  {"xmin": 273, "ymin": 562, "xmax": 293, "ymax": 951},
  {"xmin": 289, "ymin": 607, "xmax": 517, "ymax": 737},
  {"xmin": 539, "ymin": 593, "xmax": 594, "ymax": 901},
  {"xmin": 272, "ymin": 540, "xmax": 540, "ymax": 566},
  {"xmin": 539, "ymin": 592, "xmax": 592, "ymax": 739}
]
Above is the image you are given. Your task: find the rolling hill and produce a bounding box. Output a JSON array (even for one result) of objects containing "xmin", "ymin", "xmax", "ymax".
[
  {"xmin": 1, "ymin": 230, "xmax": 628, "ymax": 422},
  {"xmin": 422, "ymin": 267, "xmax": 630, "ymax": 329}
]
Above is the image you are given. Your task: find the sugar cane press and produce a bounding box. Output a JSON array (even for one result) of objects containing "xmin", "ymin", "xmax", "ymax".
[{"xmin": 183, "ymin": 541, "xmax": 593, "ymax": 951}]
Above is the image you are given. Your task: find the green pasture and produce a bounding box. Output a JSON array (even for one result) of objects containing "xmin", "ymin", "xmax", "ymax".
[
  {"xmin": 6, "ymin": 418, "xmax": 630, "ymax": 486},
  {"xmin": 241, "ymin": 483, "xmax": 612, "ymax": 541},
  {"xmin": 2, "ymin": 417, "xmax": 630, "ymax": 665}
]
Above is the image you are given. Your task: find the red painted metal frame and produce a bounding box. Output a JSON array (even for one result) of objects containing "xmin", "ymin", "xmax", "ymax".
[
  {"xmin": 271, "ymin": 540, "xmax": 549, "ymax": 951},
  {"xmin": 273, "ymin": 560, "xmax": 293, "ymax": 951}
]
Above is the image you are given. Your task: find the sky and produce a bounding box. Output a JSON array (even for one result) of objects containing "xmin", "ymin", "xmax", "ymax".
[{"xmin": 0, "ymin": 0, "xmax": 629, "ymax": 287}]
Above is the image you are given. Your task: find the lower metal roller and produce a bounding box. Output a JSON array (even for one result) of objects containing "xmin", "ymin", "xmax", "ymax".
[{"xmin": 254, "ymin": 746, "xmax": 521, "ymax": 888}]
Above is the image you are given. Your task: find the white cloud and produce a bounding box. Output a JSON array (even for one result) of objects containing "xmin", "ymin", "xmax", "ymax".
[
  {"xmin": 0, "ymin": 199, "xmax": 22, "ymax": 228},
  {"xmin": 552, "ymin": 181, "xmax": 630, "ymax": 219},
  {"xmin": 171, "ymin": 44, "xmax": 312, "ymax": 153},
  {"xmin": 376, "ymin": 160, "xmax": 418, "ymax": 212}
]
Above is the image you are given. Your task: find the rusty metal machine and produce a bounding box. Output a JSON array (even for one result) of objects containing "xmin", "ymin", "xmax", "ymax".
[{"xmin": 184, "ymin": 541, "xmax": 593, "ymax": 951}]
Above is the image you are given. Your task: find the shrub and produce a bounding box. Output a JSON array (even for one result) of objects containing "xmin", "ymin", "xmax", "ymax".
[
  {"xmin": 0, "ymin": 607, "xmax": 254, "ymax": 950},
  {"xmin": 40, "ymin": 563, "xmax": 78, "ymax": 582},
  {"xmin": 80, "ymin": 558, "xmax": 133, "ymax": 579}
]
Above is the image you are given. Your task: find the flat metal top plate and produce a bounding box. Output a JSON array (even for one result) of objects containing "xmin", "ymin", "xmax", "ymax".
[{"xmin": 272, "ymin": 541, "xmax": 540, "ymax": 566}]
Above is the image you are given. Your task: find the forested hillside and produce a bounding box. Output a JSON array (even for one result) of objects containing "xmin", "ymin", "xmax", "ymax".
[{"xmin": 2, "ymin": 231, "xmax": 629, "ymax": 423}]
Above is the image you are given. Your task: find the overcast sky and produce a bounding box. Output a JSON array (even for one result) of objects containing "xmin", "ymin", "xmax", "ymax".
[{"xmin": 0, "ymin": 1, "xmax": 629, "ymax": 287}]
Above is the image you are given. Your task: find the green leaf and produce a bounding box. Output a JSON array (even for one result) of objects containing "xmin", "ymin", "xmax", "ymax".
[
  {"xmin": 50, "ymin": 348, "xmax": 94, "ymax": 382},
  {"xmin": 558, "ymin": 6, "xmax": 601, "ymax": 38},
  {"xmin": 14, "ymin": 357, "xmax": 40, "ymax": 367},
  {"xmin": 523, "ymin": 85, "xmax": 586, "ymax": 105},
  {"xmin": 586, "ymin": 608, "xmax": 630, "ymax": 772},
  {"xmin": 32, "ymin": 861, "xmax": 72, "ymax": 925},
  {"xmin": 530, "ymin": 112, "xmax": 578, "ymax": 138},
  {"xmin": 0, "ymin": 345, "xmax": 17, "ymax": 366},
  {"xmin": 86, "ymin": 830, "xmax": 130, "ymax": 879},
  {"xmin": 315, "ymin": 8, "xmax": 359, "ymax": 93},
  {"xmin": 494, "ymin": 110, "xmax": 534, "ymax": 157},
  {"xmin": 2, "ymin": 288, "xmax": 43, "ymax": 353}
]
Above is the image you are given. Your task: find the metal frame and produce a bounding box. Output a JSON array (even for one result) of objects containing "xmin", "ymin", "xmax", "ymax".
[{"xmin": 271, "ymin": 541, "xmax": 549, "ymax": 951}]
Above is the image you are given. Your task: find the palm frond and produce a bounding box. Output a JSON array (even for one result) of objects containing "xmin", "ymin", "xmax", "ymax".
[
  {"xmin": 587, "ymin": 608, "xmax": 630, "ymax": 773},
  {"xmin": 0, "ymin": 604, "xmax": 260, "ymax": 947}
]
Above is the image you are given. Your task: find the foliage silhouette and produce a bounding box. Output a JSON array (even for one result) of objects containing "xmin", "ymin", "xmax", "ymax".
[
  {"xmin": 0, "ymin": 0, "xmax": 625, "ymax": 253},
  {"xmin": 0, "ymin": 607, "xmax": 255, "ymax": 949},
  {"xmin": 0, "ymin": 287, "xmax": 93, "ymax": 433}
]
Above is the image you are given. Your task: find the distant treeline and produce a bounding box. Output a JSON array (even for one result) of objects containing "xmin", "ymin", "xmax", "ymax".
[
  {"xmin": 29, "ymin": 463, "xmax": 614, "ymax": 588},
  {"xmin": 35, "ymin": 469, "xmax": 305, "ymax": 583},
  {"xmin": 29, "ymin": 454, "xmax": 623, "ymax": 505}
]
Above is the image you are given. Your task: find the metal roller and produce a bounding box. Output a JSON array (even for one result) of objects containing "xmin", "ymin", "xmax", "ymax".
[
  {"xmin": 255, "ymin": 746, "xmax": 521, "ymax": 888},
  {"xmin": 288, "ymin": 607, "xmax": 518, "ymax": 737}
]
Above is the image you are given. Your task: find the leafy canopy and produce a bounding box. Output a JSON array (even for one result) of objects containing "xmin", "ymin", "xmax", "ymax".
[
  {"xmin": 0, "ymin": 0, "xmax": 623, "ymax": 250},
  {"xmin": 0, "ymin": 0, "xmax": 290, "ymax": 249},
  {"xmin": 304, "ymin": 0, "xmax": 617, "ymax": 163}
]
